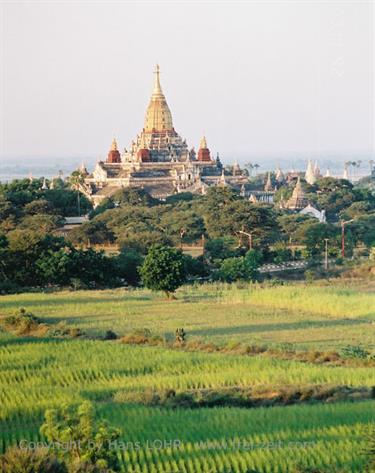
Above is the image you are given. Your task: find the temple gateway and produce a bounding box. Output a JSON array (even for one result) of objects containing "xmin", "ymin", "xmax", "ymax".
[{"xmin": 80, "ymin": 65, "xmax": 247, "ymax": 206}]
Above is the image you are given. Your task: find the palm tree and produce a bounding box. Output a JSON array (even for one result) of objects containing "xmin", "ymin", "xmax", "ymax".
[
  {"xmin": 69, "ymin": 171, "xmax": 85, "ymax": 216},
  {"xmin": 245, "ymin": 162, "xmax": 254, "ymax": 176}
]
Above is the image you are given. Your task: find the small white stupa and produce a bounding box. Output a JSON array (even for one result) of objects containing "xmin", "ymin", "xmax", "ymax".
[{"xmin": 305, "ymin": 160, "xmax": 316, "ymax": 185}]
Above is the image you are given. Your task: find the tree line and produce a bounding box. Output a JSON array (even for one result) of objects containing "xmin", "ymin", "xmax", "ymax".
[{"xmin": 1, "ymin": 176, "xmax": 375, "ymax": 292}]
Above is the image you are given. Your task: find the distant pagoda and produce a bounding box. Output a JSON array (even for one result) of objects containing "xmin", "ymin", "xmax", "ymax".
[
  {"xmin": 264, "ymin": 172, "xmax": 273, "ymax": 192},
  {"xmin": 305, "ymin": 160, "xmax": 316, "ymax": 185},
  {"xmin": 286, "ymin": 176, "xmax": 308, "ymax": 210}
]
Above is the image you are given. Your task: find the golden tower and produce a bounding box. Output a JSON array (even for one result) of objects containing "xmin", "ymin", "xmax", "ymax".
[{"xmin": 144, "ymin": 64, "xmax": 174, "ymax": 132}]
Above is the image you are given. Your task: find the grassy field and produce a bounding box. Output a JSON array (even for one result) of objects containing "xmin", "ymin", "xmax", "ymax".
[
  {"xmin": 0, "ymin": 281, "xmax": 374, "ymax": 472},
  {"xmin": 0, "ymin": 331, "xmax": 374, "ymax": 472},
  {"xmin": 0, "ymin": 282, "xmax": 374, "ymax": 350}
]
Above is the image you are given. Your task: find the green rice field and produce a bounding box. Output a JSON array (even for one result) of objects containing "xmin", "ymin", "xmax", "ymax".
[{"xmin": 0, "ymin": 282, "xmax": 374, "ymax": 472}]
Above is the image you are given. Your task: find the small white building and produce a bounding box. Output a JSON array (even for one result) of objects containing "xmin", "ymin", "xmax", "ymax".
[{"xmin": 300, "ymin": 204, "xmax": 326, "ymax": 223}]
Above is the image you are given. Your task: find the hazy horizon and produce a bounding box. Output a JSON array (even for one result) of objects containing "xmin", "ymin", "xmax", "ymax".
[
  {"xmin": 1, "ymin": 2, "xmax": 374, "ymax": 163},
  {"xmin": 0, "ymin": 149, "xmax": 373, "ymax": 184}
]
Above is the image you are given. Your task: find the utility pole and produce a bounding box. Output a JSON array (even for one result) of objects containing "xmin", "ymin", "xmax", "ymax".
[
  {"xmin": 340, "ymin": 219, "xmax": 354, "ymax": 257},
  {"xmin": 77, "ymin": 191, "xmax": 81, "ymax": 217},
  {"xmin": 179, "ymin": 228, "xmax": 186, "ymax": 249},
  {"xmin": 324, "ymin": 238, "xmax": 329, "ymax": 271},
  {"xmin": 341, "ymin": 222, "xmax": 345, "ymax": 257},
  {"xmin": 238, "ymin": 230, "xmax": 253, "ymax": 250}
]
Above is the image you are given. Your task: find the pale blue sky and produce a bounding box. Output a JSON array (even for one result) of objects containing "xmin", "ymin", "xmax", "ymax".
[{"xmin": 1, "ymin": 1, "xmax": 374, "ymax": 163}]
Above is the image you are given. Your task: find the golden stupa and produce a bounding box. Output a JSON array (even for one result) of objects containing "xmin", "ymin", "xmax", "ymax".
[{"xmin": 144, "ymin": 64, "xmax": 173, "ymax": 132}]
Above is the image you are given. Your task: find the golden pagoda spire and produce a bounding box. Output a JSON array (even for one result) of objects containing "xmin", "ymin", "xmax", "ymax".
[
  {"xmin": 111, "ymin": 137, "xmax": 118, "ymax": 151},
  {"xmin": 153, "ymin": 64, "xmax": 163, "ymax": 95},
  {"xmin": 200, "ymin": 135, "xmax": 207, "ymax": 149},
  {"xmin": 144, "ymin": 64, "xmax": 173, "ymax": 132}
]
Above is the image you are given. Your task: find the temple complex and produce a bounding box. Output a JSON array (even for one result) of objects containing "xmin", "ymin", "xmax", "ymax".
[
  {"xmin": 81, "ymin": 65, "xmax": 247, "ymax": 205},
  {"xmin": 75, "ymin": 66, "xmax": 333, "ymax": 222}
]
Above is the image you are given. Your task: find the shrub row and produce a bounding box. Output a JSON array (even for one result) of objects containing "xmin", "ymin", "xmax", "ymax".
[
  {"xmin": 1, "ymin": 308, "xmax": 84, "ymax": 338},
  {"xmin": 119, "ymin": 330, "xmax": 375, "ymax": 368},
  {"xmin": 113, "ymin": 384, "xmax": 373, "ymax": 409}
]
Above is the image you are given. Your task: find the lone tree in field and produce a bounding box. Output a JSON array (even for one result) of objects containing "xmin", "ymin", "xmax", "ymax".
[{"xmin": 140, "ymin": 245, "xmax": 186, "ymax": 299}]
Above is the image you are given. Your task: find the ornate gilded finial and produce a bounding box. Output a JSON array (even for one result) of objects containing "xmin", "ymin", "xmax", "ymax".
[
  {"xmin": 111, "ymin": 137, "xmax": 118, "ymax": 151},
  {"xmin": 200, "ymin": 135, "xmax": 207, "ymax": 149},
  {"xmin": 153, "ymin": 64, "xmax": 162, "ymax": 94}
]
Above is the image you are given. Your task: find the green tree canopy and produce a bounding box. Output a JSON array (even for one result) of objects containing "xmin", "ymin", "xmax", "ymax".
[
  {"xmin": 140, "ymin": 245, "xmax": 186, "ymax": 298},
  {"xmin": 216, "ymin": 250, "xmax": 261, "ymax": 283},
  {"xmin": 69, "ymin": 220, "xmax": 115, "ymax": 245},
  {"xmin": 111, "ymin": 188, "xmax": 159, "ymax": 206},
  {"xmin": 18, "ymin": 214, "xmax": 63, "ymax": 234},
  {"xmin": 277, "ymin": 214, "xmax": 317, "ymax": 243},
  {"xmin": 199, "ymin": 187, "xmax": 279, "ymax": 246},
  {"xmin": 24, "ymin": 199, "xmax": 56, "ymax": 215},
  {"xmin": 114, "ymin": 248, "xmax": 143, "ymax": 286},
  {"xmin": 294, "ymin": 222, "xmax": 341, "ymax": 259},
  {"xmin": 0, "ymin": 178, "xmax": 92, "ymax": 217}
]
